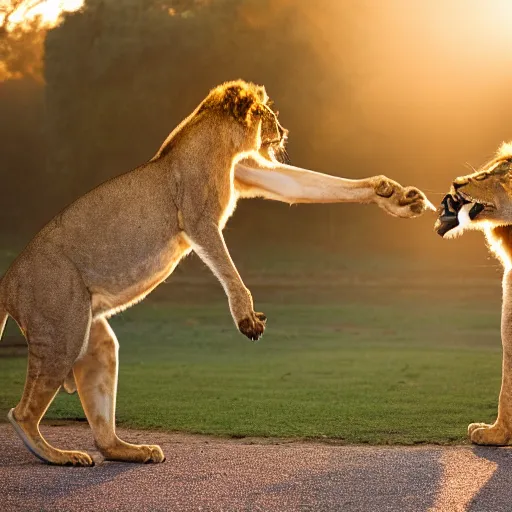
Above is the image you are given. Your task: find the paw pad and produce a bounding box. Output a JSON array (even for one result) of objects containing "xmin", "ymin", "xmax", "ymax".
[
  {"xmin": 375, "ymin": 180, "xmax": 395, "ymax": 198},
  {"xmin": 238, "ymin": 312, "xmax": 266, "ymax": 341}
]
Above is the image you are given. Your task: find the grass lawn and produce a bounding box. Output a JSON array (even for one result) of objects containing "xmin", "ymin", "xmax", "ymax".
[{"xmin": 0, "ymin": 246, "xmax": 506, "ymax": 444}]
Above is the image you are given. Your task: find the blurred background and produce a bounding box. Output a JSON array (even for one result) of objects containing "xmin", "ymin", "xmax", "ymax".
[
  {"xmin": 2, "ymin": 0, "xmax": 512, "ymax": 278},
  {"xmin": 2, "ymin": 0, "xmax": 512, "ymax": 443}
]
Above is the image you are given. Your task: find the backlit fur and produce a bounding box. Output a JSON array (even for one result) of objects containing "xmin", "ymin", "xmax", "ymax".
[
  {"xmin": 1, "ymin": 80, "xmax": 275, "ymax": 466},
  {"xmin": 440, "ymin": 142, "xmax": 512, "ymax": 445},
  {"xmin": 1, "ymin": 79, "xmax": 434, "ymax": 466}
]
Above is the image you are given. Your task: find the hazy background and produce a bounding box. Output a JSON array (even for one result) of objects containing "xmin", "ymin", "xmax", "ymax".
[
  {"xmin": 2, "ymin": 0, "xmax": 512, "ymax": 281},
  {"xmin": 2, "ymin": 0, "xmax": 512, "ymax": 450}
]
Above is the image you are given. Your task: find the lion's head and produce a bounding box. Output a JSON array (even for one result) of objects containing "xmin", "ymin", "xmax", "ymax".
[
  {"xmin": 198, "ymin": 80, "xmax": 289, "ymax": 162},
  {"xmin": 435, "ymin": 143, "xmax": 512, "ymax": 238}
]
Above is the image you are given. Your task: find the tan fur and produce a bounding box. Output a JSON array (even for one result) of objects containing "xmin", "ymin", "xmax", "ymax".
[
  {"xmin": 234, "ymin": 154, "xmax": 435, "ymax": 216},
  {"xmin": 1, "ymin": 80, "xmax": 433, "ymax": 466},
  {"xmin": 438, "ymin": 143, "xmax": 512, "ymax": 445}
]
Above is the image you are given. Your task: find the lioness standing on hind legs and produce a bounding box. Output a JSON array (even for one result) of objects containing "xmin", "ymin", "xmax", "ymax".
[
  {"xmin": 2, "ymin": 80, "xmax": 434, "ymax": 466},
  {"xmin": 436, "ymin": 142, "xmax": 512, "ymax": 446}
]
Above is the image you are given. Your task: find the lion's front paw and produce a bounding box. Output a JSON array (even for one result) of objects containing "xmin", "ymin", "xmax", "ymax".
[
  {"xmin": 373, "ymin": 176, "xmax": 435, "ymax": 218},
  {"xmin": 374, "ymin": 176, "xmax": 397, "ymax": 199},
  {"xmin": 398, "ymin": 186, "xmax": 433, "ymax": 215},
  {"xmin": 238, "ymin": 312, "xmax": 267, "ymax": 341},
  {"xmin": 468, "ymin": 422, "xmax": 511, "ymax": 446}
]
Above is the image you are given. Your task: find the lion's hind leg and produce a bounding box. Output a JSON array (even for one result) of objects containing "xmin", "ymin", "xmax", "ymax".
[
  {"xmin": 9, "ymin": 271, "xmax": 94, "ymax": 466},
  {"xmin": 468, "ymin": 273, "xmax": 512, "ymax": 446},
  {"xmin": 73, "ymin": 318, "xmax": 165, "ymax": 463}
]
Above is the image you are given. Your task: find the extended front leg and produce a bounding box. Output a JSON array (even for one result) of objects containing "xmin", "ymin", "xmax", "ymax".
[
  {"xmin": 469, "ymin": 272, "xmax": 512, "ymax": 445},
  {"xmin": 235, "ymin": 156, "xmax": 435, "ymax": 218},
  {"xmin": 184, "ymin": 223, "xmax": 266, "ymax": 341}
]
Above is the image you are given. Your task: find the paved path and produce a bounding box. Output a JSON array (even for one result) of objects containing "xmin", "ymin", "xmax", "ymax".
[{"xmin": 1, "ymin": 424, "xmax": 512, "ymax": 511}]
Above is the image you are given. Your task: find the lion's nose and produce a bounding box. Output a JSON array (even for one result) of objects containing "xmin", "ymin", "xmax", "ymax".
[{"xmin": 453, "ymin": 180, "xmax": 467, "ymax": 191}]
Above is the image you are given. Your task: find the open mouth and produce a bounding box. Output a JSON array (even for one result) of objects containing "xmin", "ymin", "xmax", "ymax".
[{"xmin": 435, "ymin": 191, "xmax": 488, "ymax": 237}]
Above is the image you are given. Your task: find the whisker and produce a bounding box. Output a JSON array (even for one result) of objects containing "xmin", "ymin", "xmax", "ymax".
[
  {"xmin": 281, "ymin": 147, "xmax": 291, "ymax": 165},
  {"xmin": 464, "ymin": 162, "xmax": 477, "ymax": 173},
  {"xmin": 419, "ymin": 189, "xmax": 445, "ymax": 195},
  {"xmin": 273, "ymin": 146, "xmax": 290, "ymax": 165}
]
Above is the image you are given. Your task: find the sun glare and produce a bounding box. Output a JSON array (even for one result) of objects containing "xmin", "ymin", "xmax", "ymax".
[{"xmin": 2, "ymin": 0, "xmax": 84, "ymax": 30}]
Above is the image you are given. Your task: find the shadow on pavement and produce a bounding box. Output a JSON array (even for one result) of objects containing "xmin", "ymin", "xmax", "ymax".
[
  {"xmin": 249, "ymin": 447, "xmax": 443, "ymax": 512},
  {"xmin": 468, "ymin": 446, "xmax": 512, "ymax": 512}
]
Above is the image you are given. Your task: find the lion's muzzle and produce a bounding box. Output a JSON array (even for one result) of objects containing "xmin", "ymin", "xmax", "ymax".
[{"xmin": 435, "ymin": 193, "xmax": 485, "ymax": 237}]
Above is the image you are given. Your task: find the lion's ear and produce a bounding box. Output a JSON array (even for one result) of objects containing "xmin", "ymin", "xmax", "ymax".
[
  {"xmin": 255, "ymin": 85, "xmax": 268, "ymax": 104},
  {"xmin": 498, "ymin": 142, "xmax": 512, "ymax": 160},
  {"xmin": 219, "ymin": 85, "xmax": 256, "ymax": 125}
]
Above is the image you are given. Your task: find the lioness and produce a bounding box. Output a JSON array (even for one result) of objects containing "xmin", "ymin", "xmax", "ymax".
[
  {"xmin": 2, "ymin": 80, "xmax": 433, "ymax": 466},
  {"xmin": 436, "ymin": 142, "xmax": 512, "ymax": 445}
]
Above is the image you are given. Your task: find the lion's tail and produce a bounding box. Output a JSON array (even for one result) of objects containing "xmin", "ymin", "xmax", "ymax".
[
  {"xmin": 0, "ymin": 279, "xmax": 8, "ymax": 342},
  {"xmin": 0, "ymin": 306, "xmax": 7, "ymax": 343}
]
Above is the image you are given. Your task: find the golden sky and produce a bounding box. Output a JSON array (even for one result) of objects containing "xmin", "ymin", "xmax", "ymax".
[{"xmin": 1, "ymin": 0, "xmax": 84, "ymax": 30}]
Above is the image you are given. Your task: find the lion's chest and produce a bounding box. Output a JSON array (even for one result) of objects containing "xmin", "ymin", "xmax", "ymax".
[
  {"xmin": 218, "ymin": 185, "xmax": 239, "ymax": 231},
  {"xmin": 486, "ymin": 227, "xmax": 512, "ymax": 271}
]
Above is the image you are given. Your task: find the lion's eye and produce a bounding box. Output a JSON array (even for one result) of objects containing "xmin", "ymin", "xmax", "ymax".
[
  {"xmin": 474, "ymin": 173, "xmax": 488, "ymax": 181},
  {"xmin": 493, "ymin": 161, "xmax": 511, "ymax": 175}
]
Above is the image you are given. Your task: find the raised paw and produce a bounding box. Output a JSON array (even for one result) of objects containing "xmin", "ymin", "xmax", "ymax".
[
  {"xmin": 238, "ymin": 311, "xmax": 267, "ymax": 341},
  {"xmin": 374, "ymin": 177, "xmax": 397, "ymax": 198},
  {"xmin": 398, "ymin": 187, "xmax": 426, "ymax": 213},
  {"xmin": 373, "ymin": 176, "xmax": 435, "ymax": 218},
  {"xmin": 468, "ymin": 422, "xmax": 511, "ymax": 446}
]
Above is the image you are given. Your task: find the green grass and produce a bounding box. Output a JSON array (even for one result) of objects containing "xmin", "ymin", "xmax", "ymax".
[{"xmin": 0, "ymin": 270, "xmax": 504, "ymax": 444}]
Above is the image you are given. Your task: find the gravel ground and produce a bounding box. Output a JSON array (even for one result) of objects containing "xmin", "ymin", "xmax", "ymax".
[{"xmin": 1, "ymin": 424, "xmax": 511, "ymax": 511}]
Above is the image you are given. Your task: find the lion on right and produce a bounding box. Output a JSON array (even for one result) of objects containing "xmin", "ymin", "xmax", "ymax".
[{"xmin": 436, "ymin": 142, "xmax": 512, "ymax": 445}]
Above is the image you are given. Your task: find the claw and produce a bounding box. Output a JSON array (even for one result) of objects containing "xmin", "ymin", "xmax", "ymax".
[
  {"xmin": 424, "ymin": 198, "xmax": 436, "ymax": 212},
  {"xmin": 238, "ymin": 312, "xmax": 266, "ymax": 341}
]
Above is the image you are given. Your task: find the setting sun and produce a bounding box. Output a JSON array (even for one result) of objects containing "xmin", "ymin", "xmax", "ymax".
[{"xmin": 1, "ymin": 0, "xmax": 84, "ymax": 30}]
